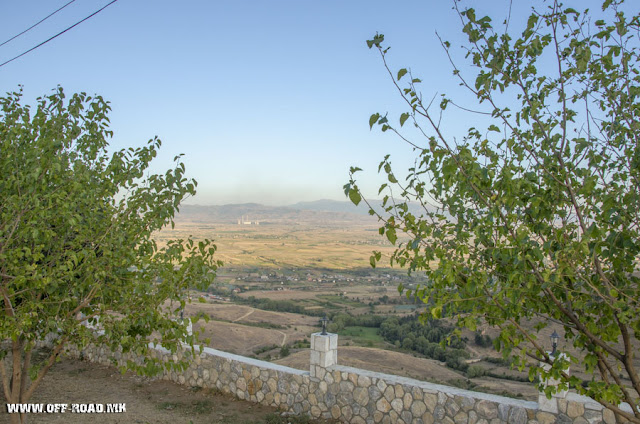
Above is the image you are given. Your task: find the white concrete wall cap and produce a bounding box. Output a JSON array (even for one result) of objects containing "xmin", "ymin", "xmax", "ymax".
[{"xmin": 333, "ymin": 365, "xmax": 538, "ymax": 410}]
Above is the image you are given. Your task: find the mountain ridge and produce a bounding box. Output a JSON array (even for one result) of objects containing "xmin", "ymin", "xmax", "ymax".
[{"xmin": 175, "ymin": 201, "xmax": 375, "ymax": 224}]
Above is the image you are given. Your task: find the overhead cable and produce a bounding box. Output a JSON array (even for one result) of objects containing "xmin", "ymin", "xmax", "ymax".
[
  {"xmin": 0, "ymin": 0, "xmax": 78, "ymax": 48},
  {"xmin": 0, "ymin": 0, "xmax": 119, "ymax": 69}
]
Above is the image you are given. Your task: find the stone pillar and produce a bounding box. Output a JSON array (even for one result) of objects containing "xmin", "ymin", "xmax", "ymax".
[
  {"xmin": 538, "ymin": 353, "xmax": 570, "ymax": 414},
  {"xmin": 310, "ymin": 332, "xmax": 338, "ymax": 378}
]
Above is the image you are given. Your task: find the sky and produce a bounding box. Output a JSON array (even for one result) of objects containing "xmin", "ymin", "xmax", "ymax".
[{"xmin": 0, "ymin": 0, "xmax": 611, "ymax": 205}]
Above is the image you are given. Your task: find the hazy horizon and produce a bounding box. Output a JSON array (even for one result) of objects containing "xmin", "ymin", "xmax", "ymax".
[{"xmin": 181, "ymin": 198, "xmax": 353, "ymax": 207}]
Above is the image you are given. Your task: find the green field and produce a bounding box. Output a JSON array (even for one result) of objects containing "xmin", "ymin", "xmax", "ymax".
[
  {"xmin": 316, "ymin": 294, "xmax": 365, "ymax": 307},
  {"xmin": 394, "ymin": 305, "xmax": 419, "ymax": 312},
  {"xmin": 341, "ymin": 326, "xmax": 385, "ymax": 347}
]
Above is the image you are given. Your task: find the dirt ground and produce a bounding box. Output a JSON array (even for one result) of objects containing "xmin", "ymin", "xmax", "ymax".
[
  {"xmin": 275, "ymin": 347, "xmax": 539, "ymax": 401},
  {"xmin": 194, "ymin": 320, "xmax": 288, "ymax": 356},
  {"xmin": 186, "ymin": 303, "xmax": 318, "ymax": 328},
  {"xmin": 276, "ymin": 346, "xmax": 465, "ymax": 382},
  {"xmin": 0, "ymin": 356, "xmax": 309, "ymax": 424},
  {"xmin": 185, "ymin": 303, "xmax": 317, "ymax": 356}
]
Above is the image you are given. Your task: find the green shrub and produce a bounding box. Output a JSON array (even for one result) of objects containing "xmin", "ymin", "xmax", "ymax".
[{"xmin": 467, "ymin": 365, "xmax": 486, "ymax": 379}]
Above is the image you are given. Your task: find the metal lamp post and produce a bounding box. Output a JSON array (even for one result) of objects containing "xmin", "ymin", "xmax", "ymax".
[
  {"xmin": 320, "ymin": 316, "xmax": 329, "ymax": 335},
  {"xmin": 550, "ymin": 330, "xmax": 560, "ymax": 356}
]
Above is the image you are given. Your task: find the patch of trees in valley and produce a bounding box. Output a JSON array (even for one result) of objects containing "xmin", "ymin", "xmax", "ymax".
[
  {"xmin": 328, "ymin": 312, "xmax": 470, "ymax": 371},
  {"xmin": 235, "ymin": 295, "xmax": 326, "ymax": 317}
]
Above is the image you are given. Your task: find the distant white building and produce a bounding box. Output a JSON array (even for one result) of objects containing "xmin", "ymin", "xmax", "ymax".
[{"xmin": 237, "ymin": 215, "xmax": 260, "ymax": 225}]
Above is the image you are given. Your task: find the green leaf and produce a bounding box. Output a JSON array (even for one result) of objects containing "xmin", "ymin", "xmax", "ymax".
[
  {"xmin": 348, "ymin": 188, "xmax": 362, "ymax": 206},
  {"xmin": 400, "ymin": 113, "xmax": 410, "ymax": 127},
  {"xmin": 369, "ymin": 113, "xmax": 380, "ymax": 129},
  {"xmin": 386, "ymin": 227, "xmax": 397, "ymax": 245},
  {"xmin": 397, "ymin": 69, "xmax": 408, "ymax": 81},
  {"xmin": 466, "ymin": 8, "xmax": 476, "ymax": 22},
  {"xmin": 367, "ymin": 33, "xmax": 385, "ymax": 49},
  {"xmin": 431, "ymin": 306, "xmax": 443, "ymax": 319}
]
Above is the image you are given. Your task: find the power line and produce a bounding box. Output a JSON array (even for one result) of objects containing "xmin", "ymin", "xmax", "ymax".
[
  {"xmin": 0, "ymin": 0, "xmax": 119, "ymax": 69},
  {"xmin": 0, "ymin": 0, "xmax": 78, "ymax": 48}
]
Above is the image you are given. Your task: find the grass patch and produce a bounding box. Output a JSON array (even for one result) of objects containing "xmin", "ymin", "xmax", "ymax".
[
  {"xmin": 341, "ymin": 326, "xmax": 384, "ymax": 347},
  {"xmin": 317, "ymin": 294, "xmax": 364, "ymax": 307},
  {"xmin": 394, "ymin": 305, "xmax": 418, "ymax": 311},
  {"xmin": 486, "ymin": 371, "xmax": 536, "ymax": 383},
  {"xmin": 265, "ymin": 413, "xmax": 313, "ymax": 424},
  {"xmin": 208, "ymin": 317, "xmax": 285, "ymax": 330},
  {"xmin": 243, "ymin": 321, "xmax": 286, "ymax": 330},
  {"xmin": 158, "ymin": 401, "xmax": 179, "ymax": 411},
  {"xmin": 253, "ymin": 344, "xmax": 279, "ymax": 355},
  {"xmin": 305, "ymin": 298, "xmax": 341, "ymax": 310},
  {"xmin": 157, "ymin": 399, "xmax": 214, "ymax": 414},
  {"xmin": 193, "ymin": 399, "xmax": 214, "ymax": 414},
  {"xmin": 67, "ymin": 367, "xmax": 89, "ymax": 376}
]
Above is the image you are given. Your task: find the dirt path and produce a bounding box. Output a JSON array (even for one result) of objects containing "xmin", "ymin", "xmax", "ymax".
[
  {"xmin": 276, "ymin": 330, "xmax": 287, "ymax": 346},
  {"xmin": 232, "ymin": 307, "xmax": 255, "ymax": 322},
  {"xmin": 466, "ymin": 344, "xmax": 482, "ymax": 359},
  {"xmin": 228, "ymin": 307, "xmax": 286, "ymax": 347}
]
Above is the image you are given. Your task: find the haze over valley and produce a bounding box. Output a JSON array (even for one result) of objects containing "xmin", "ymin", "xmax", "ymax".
[{"xmin": 151, "ymin": 200, "xmax": 593, "ymax": 402}]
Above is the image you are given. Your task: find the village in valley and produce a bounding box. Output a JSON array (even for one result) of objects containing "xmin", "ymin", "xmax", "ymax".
[{"xmin": 154, "ymin": 203, "xmax": 561, "ymax": 402}]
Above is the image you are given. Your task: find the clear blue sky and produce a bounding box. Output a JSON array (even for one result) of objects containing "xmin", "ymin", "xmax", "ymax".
[{"xmin": 0, "ymin": 0, "xmax": 607, "ymax": 205}]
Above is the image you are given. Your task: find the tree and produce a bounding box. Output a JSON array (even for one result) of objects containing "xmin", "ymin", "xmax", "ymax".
[
  {"xmin": 0, "ymin": 87, "xmax": 220, "ymax": 424},
  {"xmin": 345, "ymin": 1, "xmax": 640, "ymax": 421},
  {"xmin": 279, "ymin": 344, "xmax": 290, "ymax": 358}
]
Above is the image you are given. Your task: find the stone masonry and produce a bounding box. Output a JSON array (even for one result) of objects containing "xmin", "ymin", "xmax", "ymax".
[{"xmin": 59, "ymin": 332, "xmax": 633, "ymax": 424}]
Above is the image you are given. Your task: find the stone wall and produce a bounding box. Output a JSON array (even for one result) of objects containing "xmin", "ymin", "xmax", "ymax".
[{"xmin": 60, "ymin": 333, "xmax": 632, "ymax": 424}]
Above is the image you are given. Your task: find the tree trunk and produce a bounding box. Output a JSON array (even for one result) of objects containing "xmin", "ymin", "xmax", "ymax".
[{"xmin": 9, "ymin": 412, "xmax": 25, "ymax": 424}]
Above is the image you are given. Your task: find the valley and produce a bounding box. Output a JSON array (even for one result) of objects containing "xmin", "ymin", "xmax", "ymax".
[{"xmin": 151, "ymin": 202, "xmax": 597, "ymax": 402}]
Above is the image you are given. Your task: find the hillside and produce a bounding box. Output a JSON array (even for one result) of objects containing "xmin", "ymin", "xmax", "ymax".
[
  {"xmin": 176, "ymin": 200, "xmax": 432, "ymax": 225},
  {"xmin": 176, "ymin": 203, "xmax": 376, "ymax": 225}
]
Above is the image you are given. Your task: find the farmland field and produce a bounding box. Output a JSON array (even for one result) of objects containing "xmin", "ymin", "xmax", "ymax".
[
  {"xmin": 155, "ymin": 221, "xmax": 398, "ymax": 270},
  {"xmin": 340, "ymin": 326, "xmax": 385, "ymax": 347},
  {"xmin": 150, "ymin": 203, "xmax": 617, "ymax": 402}
]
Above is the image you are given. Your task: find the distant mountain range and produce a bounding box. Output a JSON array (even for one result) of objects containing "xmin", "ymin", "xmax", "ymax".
[
  {"xmin": 176, "ymin": 200, "xmax": 429, "ymax": 224},
  {"xmin": 288, "ymin": 199, "xmax": 372, "ymax": 215},
  {"xmin": 175, "ymin": 202, "xmax": 371, "ymax": 224}
]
